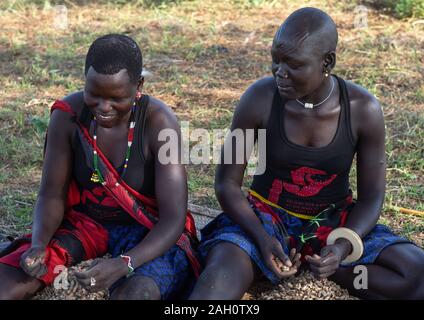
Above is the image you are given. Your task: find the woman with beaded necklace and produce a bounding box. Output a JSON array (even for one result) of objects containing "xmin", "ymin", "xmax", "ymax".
[
  {"xmin": 0, "ymin": 34, "xmax": 200, "ymax": 300},
  {"xmin": 189, "ymin": 8, "xmax": 424, "ymax": 300}
]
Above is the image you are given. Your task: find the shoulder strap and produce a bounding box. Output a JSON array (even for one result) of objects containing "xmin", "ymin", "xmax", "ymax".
[
  {"xmin": 334, "ymin": 75, "xmax": 356, "ymax": 146},
  {"xmin": 138, "ymin": 95, "xmax": 150, "ymax": 162},
  {"xmin": 50, "ymin": 100, "xmax": 74, "ymax": 115},
  {"xmin": 266, "ymin": 88, "xmax": 285, "ymax": 130},
  {"xmin": 79, "ymin": 104, "xmax": 93, "ymax": 129}
]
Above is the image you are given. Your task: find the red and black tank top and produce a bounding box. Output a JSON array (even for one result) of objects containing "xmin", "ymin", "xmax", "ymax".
[
  {"xmin": 250, "ymin": 75, "xmax": 356, "ymax": 216},
  {"xmin": 71, "ymin": 95, "xmax": 155, "ymax": 224}
]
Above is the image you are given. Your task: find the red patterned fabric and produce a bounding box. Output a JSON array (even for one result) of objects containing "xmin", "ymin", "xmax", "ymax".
[
  {"xmin": 53, "ymin": 100, "xmax": 201, "ymax": 276},
  {"xmin": 0, "ymin": 99, "xmax": 201, "ymax": 283},
  {"xmin": 248, "ymin": 192, "xmax": 354, "ymax": 256},
  {"xmin": 0, "ymin": 210, "xmax": 108, "ymax": 285}
]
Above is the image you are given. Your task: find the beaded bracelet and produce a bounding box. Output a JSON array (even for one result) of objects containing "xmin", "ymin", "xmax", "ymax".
[{"xmin": 120, "ymin": 254, "xmax": 135, "ymax": 276}]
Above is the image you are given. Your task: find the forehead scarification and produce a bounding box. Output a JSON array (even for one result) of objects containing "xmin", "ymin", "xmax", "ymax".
[{"xmin": 273, "ymin": 30, "xmax": 311, "ymax": 57}]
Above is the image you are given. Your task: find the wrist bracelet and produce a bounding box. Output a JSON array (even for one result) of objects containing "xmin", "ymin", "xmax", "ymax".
[
  {"xmin": 120, "ymin": 254, "xmax": 135, "ymax": 276},
  {"xmin": 326, "ymin": 227, "xmax": 364, "ymax": 264}
]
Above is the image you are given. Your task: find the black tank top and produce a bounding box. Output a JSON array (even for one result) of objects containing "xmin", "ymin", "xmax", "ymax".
[
  {"xmin": 71, "ymin": 95, "xmax": 155, "ymax": 224},
  {"xmin": 250, "ymin": 75, "xmax": 356, "ymax": 216}
]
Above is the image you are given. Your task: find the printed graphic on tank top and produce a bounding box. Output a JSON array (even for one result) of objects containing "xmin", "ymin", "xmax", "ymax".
[{"xmin": 250, "ymin": 75, "xmax": 357, "ymax": 217}]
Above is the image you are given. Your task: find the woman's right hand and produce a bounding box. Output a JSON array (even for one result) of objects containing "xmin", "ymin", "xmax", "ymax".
[
  {"xmin": 20, "ymin": 245, "xmax": 48, "ymax": 278},
  {"xmin": 257, "ymin": 234, "xmax": 301, "ymax": 280}
]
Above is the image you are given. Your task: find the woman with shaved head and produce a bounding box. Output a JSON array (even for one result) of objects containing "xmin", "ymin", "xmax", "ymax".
[{"xmin": 190, "ymin": 7, "xmax": 424, "ymax": 300}]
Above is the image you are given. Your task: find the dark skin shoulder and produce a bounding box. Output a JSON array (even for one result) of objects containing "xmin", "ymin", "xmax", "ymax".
[
  {"xmin": 193, "ymin": 7, "xmax": 424, "ymax": 300},
  {"xmin": 345, "ymin": 80, "xmax": 384, "ymax": 144},
  {"xmin": 230, "ymin": 76, "xmax": 276, "ymax": 131},
  {"xmin": 75, "ymin": 95, "xmax": 189, "ymax": 291},
  {"xmin": 130, "ymin": 96, "xmax": 188, "ymax": 262},
  {"xmin": 62, "ymin": 91, "xmax": 85, "ymax": 116},
  {"xmin": 64, "ymin": 90, "xmax": 188, "ymax": 237},
  {"xmin": 22, "ymin": 83, "xmax": 189, "ymax": 285},
  {"xmin": 215, "ymin": 76, "xmax": 275, "ymax": 202},
  {"xmin": 215, "ymin": 76, "xmax": 275, "ymax": 205},
  {"xmin": 215, "ymin": 76, "xmax": 274, "ymax": 210},
  {"xmin": 342, "ymin": 80, "xmax": 386, "ymax": 237},
  {"xmin": 189, "ymin": 77, "xmax": 303, "ymax": 300},
  {"xmin": 306, "ymin": 80, "xmax": 386, "ymax": 276},
  {"xmin": 140, "ymin": 95, "xmax": 188, "ymax": 238},
  {"xmin": 216, "ymin": 74, "xmax": 386, "ymax": 279},
  {"xmin": 215, "ymin": 76, "xmax": 299, "ymax": 279}
]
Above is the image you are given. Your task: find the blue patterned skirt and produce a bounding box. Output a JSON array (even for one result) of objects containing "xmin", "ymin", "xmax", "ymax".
[
  {"xmin": 198, "ymin": 197, "xmax": 413, "ymax": 284},
  {"xmin": 103, "ymin": 223, "xmax": 195, "ymax": 300}
]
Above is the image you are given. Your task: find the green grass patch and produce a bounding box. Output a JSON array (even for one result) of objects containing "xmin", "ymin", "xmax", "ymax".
[{"xmin": 0, "ymin": 0, "xmax": 422, "ymax": 240}]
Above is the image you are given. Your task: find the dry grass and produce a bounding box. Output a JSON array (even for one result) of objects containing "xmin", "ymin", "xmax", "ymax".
[{"xmin": 0, "ymin": 0, "xmax": 422, "ymax": 299}]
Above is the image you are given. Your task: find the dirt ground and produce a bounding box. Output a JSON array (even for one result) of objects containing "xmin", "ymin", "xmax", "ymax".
[{"xmin": 0, "ymin": 0, "xmax": 422, "ymax": 300}]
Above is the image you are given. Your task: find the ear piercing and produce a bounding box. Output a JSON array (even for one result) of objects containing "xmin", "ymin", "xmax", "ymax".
[{"xmin": 324, "ymin": 68, "xmax": 330, "ymax": 77}]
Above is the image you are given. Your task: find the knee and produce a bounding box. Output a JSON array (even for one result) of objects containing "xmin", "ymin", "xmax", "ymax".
[
  {"xmin": 110, "ymin": 276, "xmax": 161, "ymax": 300},
  {"xmin": 0, "ymin": 285, "xmax": 26, "ymax": 300},
  {"xmin": 387, "ymin": 247, "xmax": 424, "ymax": 299},
  {"xmin": 0, "ymin": 277, "xmax": 23, "ymax": 300},
  {"xmin": 195, "ymin": 263, "xmax": 230, "ymax": 290},
  {"xmin": 0, "ymin": 288, "xmax": 14, "ymax": 300},
  {"xmin": 189, "ymin": 258, "xmax": 254, "ymax": 300},
  {"xmin": 189, "ymin": 265, "xmax": 231, "ymax": 300},
  {"xmin": 403, "ymin": 255, "xmax": 424, "ymax": 299},
  {"xmin": 198, "ymin": 249, "xmax": 255, "ymax": 289}
]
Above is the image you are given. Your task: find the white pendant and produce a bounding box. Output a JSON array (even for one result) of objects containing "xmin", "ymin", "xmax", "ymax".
[{"xmin": 305, "ymin": 103, "xmax": 314, "ymax": 109}]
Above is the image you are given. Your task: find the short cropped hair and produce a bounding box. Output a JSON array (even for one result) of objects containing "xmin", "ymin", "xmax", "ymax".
[{"xmin": 85, "ymin": 34, "xmax": 142, "ymax": 84}]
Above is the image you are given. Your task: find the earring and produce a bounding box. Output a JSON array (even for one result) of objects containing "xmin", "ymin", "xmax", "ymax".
[{"xmin": 324, "ymin": 68, "xmax": 330, "ymax": 77}]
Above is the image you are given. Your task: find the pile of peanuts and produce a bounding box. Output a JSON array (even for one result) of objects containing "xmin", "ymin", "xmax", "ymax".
[
  {"xmin": 33, "ymin": 258, "xmax": 109, "ymax": 300},
  {"xmin": 33, "ymin": 257, "xmax": 356, "ymax": 300},
  {"xmin": 246, "ymin": 271, "xmax": 358, "ymax": 300}
]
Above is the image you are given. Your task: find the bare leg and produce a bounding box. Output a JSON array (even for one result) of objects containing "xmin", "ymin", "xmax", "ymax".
[
  {"xmin": 109, "ymin": 275, "xmax": 161, "ymax": 300},
  {"xmin": 189, "ymin": 242, "xmax": 258, "ymax": 300},
  {"xmin": 330, "ymin": 243, "xmax": 424, "ymax": 300},
  {"xmin": 0, "ymin": 264, "xmax": 44, "ymax": 300}
]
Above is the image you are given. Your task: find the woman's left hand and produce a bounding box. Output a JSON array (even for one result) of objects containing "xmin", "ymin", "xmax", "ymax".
[
  {"xmin": 74, "ymin": 257, "xmax": 129, "ymax": 292},
  {"xmin": 305, "ymin": 243, "xmax": 346, "ymax": 279}
]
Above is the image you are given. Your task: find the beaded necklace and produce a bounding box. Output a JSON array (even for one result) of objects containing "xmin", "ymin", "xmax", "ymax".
[{"xmin": 90, "ymin": 102, "xmax": 136, "ymax": 184}]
